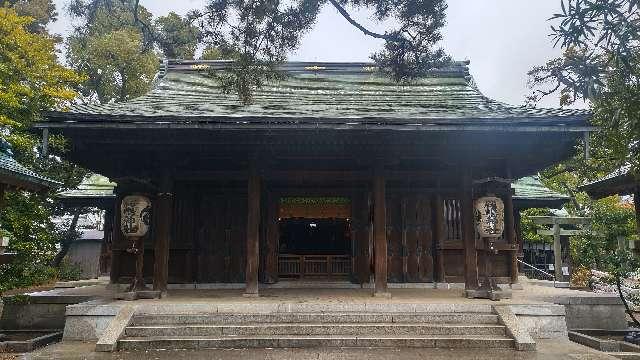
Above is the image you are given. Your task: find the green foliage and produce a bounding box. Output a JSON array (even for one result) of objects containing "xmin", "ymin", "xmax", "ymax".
[
  {"xmin": 519, "ymin": 208, "xmax": 554, "ymax": 244},
  {"xmin": 0, "ymin": 7, "xmax": 87, "ymax": 293},
  {"xmin": 0, "ymin": 7, "xmax": 81, "ymax": 129},
  {"xmin": 66, "ymin": 0, "xmax": 158, "ymax": 104},
  {"xmin": 201, "ymin": 46, "xmax": 224, "ymax": 60},
  {"xmin": 590, "ymin": 58, "xmax": 640, "ymax": 173},
  {"xmin": 0, "ymin": 261, "xmax": 57, "ymax": 294},
  {"xmin": 68, "ymin": 28, "xmax": 158, "ymax": 103},
  {"xmin": 531, "ymin": 0, "xmax": 640, "ymax": 177},
  {"xmin": 56, "ymin": 260, "xmax": 83, "ymax": 281},
  {"xmin": 155, "ymin": 12, "xmax": 200, "ymax": 60},
  {"xmin": 4, "ymin": 294, "xmax": 32, "ymax": 304},
  {"xmin": 570, "ymin": 196, "xmax": 636, "ymax": 269},
  {"xmin": 2, "ymin": 0, "xmax": 57, "ymax": 34}
]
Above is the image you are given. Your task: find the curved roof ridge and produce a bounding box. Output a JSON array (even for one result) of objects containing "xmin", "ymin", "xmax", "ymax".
[{"xmin": 159, "ymin": 59, "xmax": 472, "ymax": 79}]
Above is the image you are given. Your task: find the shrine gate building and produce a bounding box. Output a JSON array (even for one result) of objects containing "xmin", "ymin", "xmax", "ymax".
[{"xmin": 38, "ymin": 60, "xmax": 591, "ymax": 297}]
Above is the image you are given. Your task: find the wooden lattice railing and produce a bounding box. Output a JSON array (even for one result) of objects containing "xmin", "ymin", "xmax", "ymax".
[{"xmin": 278, "ymin": 254, "xmax": 351, "ymax": 279}]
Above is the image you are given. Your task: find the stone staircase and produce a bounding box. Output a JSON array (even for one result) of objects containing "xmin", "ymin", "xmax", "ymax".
[{"xmin": 117, "ymin": 310, "xmax": 516, "ymax": 350}]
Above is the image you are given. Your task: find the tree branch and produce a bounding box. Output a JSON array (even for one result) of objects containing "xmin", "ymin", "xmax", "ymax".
[
  {"xmin": 132, "ymin": 0, "xmax": 156, "ymax": 48},
  {"xmin": 616, "ymin": 277, "xmax": 640, "ymax": 328},
  {"xmin": 326, "ymin": 0, "xmax": 403, "ymax": 42}
]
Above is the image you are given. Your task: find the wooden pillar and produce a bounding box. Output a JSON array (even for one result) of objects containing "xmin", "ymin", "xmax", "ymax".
[
  {"xmin": 99, "ymin": 206, "xmax": 114, "ymax": 275},
  {"xmin": 0, "ymin": 184, "xmax": 6, "ymax": 210},
  {"xmin": 264, "ymin": 192, "xmax": 279, "ymax": 284},
  {"xmin": 461, "ymin": 174, "xmax": 479, "ymax": 290},
  {"xmin": 244, "ymin": 164, "xmax": 261, "ymax": 297},
  {"xmin": 514, "ymin": 209, "xmax": 524, "ymax": 272},
  {"xmin": 552, "ymin": 221, "xmax": 563, "ymax": 281},
  {"xmin": 153, "ymin": 174, "xmax": 173, "ymax": 296},
  {"xmin": 432, "ymin": 194, "xmax": 446, "ymax": 283},
  {"xmin": 504, "ymin": 189, "xmax": 518, "ymax": 284},
  {"xmin": 110, "ymin": 194, "xmax": 122, "ymax": 284},
  {"xmin": 401, "ymin": 197, "xmax": 408, "ymax": 282},
  {"xmin": 373, "ymin": 165, "xmax": 390, "ymax": 297}
]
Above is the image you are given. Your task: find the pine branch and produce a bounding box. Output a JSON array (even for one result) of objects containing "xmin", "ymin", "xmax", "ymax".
[{"xmin": 325, "ymin": 0, "xmax": 403, "ymax": 43}]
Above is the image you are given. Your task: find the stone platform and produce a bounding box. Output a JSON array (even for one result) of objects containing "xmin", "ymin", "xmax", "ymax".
[{"xmin": 53, "ymin": 283, "xmax": 626, "ymax": 353}]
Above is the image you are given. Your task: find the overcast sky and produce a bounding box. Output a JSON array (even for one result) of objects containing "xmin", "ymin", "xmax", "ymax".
[{"xmin": 50, "ymin": 0, "xmax": 567, "ymax": 108}]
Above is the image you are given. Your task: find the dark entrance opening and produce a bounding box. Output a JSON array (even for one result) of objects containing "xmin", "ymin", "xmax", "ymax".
[
  {"xmin": 279, "ymin": 218, "xmax": 351, "ymax": 255},
  {"xmin": 278, "ymin": 217, "xmax": 352, "ymax": 280}
]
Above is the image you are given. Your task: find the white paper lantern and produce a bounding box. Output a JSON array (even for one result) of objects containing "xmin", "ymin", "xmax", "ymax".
[
  {"xmin": 121, "ymin": 195, "xmax": 152, "ymax": 237},
  {"xmin": 474, "ymin": 196, "xmax": 505, "ymax": 238}
]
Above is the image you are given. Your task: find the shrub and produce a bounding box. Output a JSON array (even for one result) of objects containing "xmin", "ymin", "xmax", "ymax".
[{"xmin": 56, "ymin": 260, "xmax": 83, "ymax": 281}]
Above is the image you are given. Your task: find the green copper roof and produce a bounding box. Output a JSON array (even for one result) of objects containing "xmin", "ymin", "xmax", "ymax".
[
  {"xmin": 579, "ymin": 165, "xmax": 638, "ymax": 198},
  {"xmin": 0, "ymin": 147, "xmax": 60, "ymax": 192},
  {"xmin": 45, "ymin": 60, "xmax": 590, "ymax": 127},
  {"xmin": 58, "ymin": 174, "xmax": 115, "ymax": 199},
  {"xmin": 512, "ymin": 176, "xmax": 569, "ymax": 209}
]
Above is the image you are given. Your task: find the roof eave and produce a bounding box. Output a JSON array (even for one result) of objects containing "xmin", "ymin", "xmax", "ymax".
[
  {"xmin": 0, "ymin": 171, "xmax": 61, "ymax": 193},
  {"xmin": 35, "ymin": 114, "xmax": 594, "ymax": 133}
]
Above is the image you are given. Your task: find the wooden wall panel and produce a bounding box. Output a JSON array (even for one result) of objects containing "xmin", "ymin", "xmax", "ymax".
[
  {"xmin": 415, "ymin": 195, "xmax": 434, "ymax": 282},
  {"xmin": 351, "ymin": 191, "xmax": 371, "ymax": 284},
  {"xmin": 263, "ymin": 192, "xmax": 279, "ymax": 283},
  {"xmin": 386, "ymin": 193, "xmax": 434, "ymax": 283},
  {"xmin": 386, "ymin": 194, "xmax": 403, "ymax": 282},
  {"xmin": 173, "ymin": 188, "xmax": 248, "ymax": 283}
]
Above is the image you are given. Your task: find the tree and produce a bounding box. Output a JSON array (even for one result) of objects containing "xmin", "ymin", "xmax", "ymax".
[
  {"xmin": 155, "ymin": 12, "xmax": 200, "ymax": 60},
  {"xmin": 2, "ymin": 0, "xmax": 57, "ymax": 34},
  {"xmin": 66, "ymin": 0, "xmax": 158, "ymax": 104},
  {"xmin": 0, "ymin": 7, "xmax": 85, "ymax": 292},
  {"xmin": 529, "ymin": 1, "xmax": 640, "ymax": 177},
  {"xmin": 603, "ymin": 249, "xmax": 640, "ymax": 327},
  {"xmin": 182, "ymin": 0, "xmax": 450, "ymax": 103},
  {"xmin": 68, "ymin": 28, "xmax": 158, "ymax": 103}
]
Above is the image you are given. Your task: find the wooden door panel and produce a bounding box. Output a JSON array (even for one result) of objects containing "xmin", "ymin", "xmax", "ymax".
[{"xmin": 386, "ymin": 194, "xmax": 403, "ymax": 282}]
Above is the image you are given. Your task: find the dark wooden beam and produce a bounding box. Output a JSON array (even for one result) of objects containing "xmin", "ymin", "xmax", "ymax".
[
  {"xmin": 373, "ymin": 164, "xmax": 390, "ymax": 297},
  {"xmin": 504, "ymin": 189, "xmax": 518, "ymax": 284},
  {"xmin": 152, "ymin": 173, "xmax": 173, "ymax": 296},
  {"xmin": 110, "ymin": 195, "xmax": 123, "ymax": 284},
  {"xmin": 264, "ymin": 191, "xmax": 279, "ymax": 284},
  {"xmin": 461, "ymin": 172, "xmax": 479, "ymax": 290},
  {"xmin": 244, "ymin": 162, "xmax": 261, "ymax": 297},
  {"xmin": 432, "ymin": 194, "xmax": 446, "ymax": 283}
]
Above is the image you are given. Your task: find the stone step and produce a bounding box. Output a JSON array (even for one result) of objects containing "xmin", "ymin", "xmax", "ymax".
[
  {"xmin": 131, "ymin": 312, "xmax": 500, "ymax": 326},
  {"xmin": 606, "ymin": 353, "xmax": 640, "ymax": 360},
  {"xmin": 125, "ymin": 323, "xmax": 507, "ymax": 337},
  {"xmin": 118, "ymin": 334, "xmax": 515, "ymax": 350}
]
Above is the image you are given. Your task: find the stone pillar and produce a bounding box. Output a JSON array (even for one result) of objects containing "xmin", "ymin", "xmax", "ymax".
[
  {"xmin": 244, "ymin": 163, "xmax": 261, "ymax": 297},
  {"xmin": 373, "ymin": 165, "xmax": 390, "ymax": 297},
  {"xmin": 153, "ymin": 174, "xmax": 173, "ymax": 296}
]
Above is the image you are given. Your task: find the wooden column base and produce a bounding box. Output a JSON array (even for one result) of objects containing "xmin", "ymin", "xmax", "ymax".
[{"xmin": 114, "ymin": 290, "xmax": 162, "ymax": 301}]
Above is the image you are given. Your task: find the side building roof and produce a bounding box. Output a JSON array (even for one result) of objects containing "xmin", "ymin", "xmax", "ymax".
[
  {"xmin": 578, "ymin": 165, "xmax": 638, "ymax": 199},
  {"xmin": 512, "ymin": 176, "xmax": 570, "ymax": 210},
  {"xmin": 57, "ymin": 174, "xmax": 116, "ymax": 209},
  {"xmin": 0, "ymin": 145, "xmax": 60, "ymax": 192}
]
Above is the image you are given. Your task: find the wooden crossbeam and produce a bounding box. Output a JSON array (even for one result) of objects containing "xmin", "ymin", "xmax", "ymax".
[
  {"xmin": 530, "ymin": 216, "xmax": 590, "ymax": 225},
  {"xmin": 537, "ymin": 229, "xmax": 586, "ymax": 236}
]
